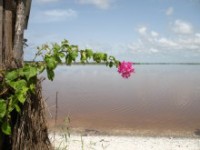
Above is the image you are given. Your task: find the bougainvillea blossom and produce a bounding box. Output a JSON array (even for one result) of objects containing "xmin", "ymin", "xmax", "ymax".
[{"xmin": 118, "ymin": 61, "xmax": 134, "ymax": 78}]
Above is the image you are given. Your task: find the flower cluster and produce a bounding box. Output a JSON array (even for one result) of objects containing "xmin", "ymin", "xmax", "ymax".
[{"xmin": 118, "ymin": 61, "xmax": 134, "ymax": 78}]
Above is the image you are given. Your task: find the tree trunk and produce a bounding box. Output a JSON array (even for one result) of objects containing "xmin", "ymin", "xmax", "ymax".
[
  {"xmin": 0, "ymin": 0, "xmax": 3, "ymax": 69},
  {"xmin": 0, "ymin": 0, "xmax": 52, "ymax": 149},
  {"xmin": 3, "ymin": 0, "xmax": 13, "ymax": 69},
  {"xmin": 13, "ymin": 0, "xmax": 26, "ymax": 68},
  {"xmin": 11, "ymin": 79, "xmax": 52, "ymax": 150}
]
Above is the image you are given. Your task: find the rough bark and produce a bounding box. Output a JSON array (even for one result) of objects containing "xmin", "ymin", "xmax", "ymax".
[
  {"xmin": 0, "ymin": 0, "xmax": 3, "ymax": 69},
  {"xmin": 11, "ymin": 79, "xmax": 52, "ymax": 150},
  {"xmin": 0, "ymin": 1, "xmax": 3, "ymax": 149},
  {"xmin": 13, "ymin": 0, "xmax": 26, "ymax": 68},
  {"xmin": 3, "ymin": 0, "xmax": 13, "ymax": 69}
]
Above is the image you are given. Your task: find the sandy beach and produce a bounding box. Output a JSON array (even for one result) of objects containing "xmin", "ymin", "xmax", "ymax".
[{"xmin": 49, "ymin": 132, "xmax": 200, "ymax": 150}]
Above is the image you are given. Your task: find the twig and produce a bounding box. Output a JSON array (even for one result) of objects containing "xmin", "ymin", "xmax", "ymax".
[
  {"xmin": 0, "ymin": 88, "xmax": 8, "ymax": 96},
  {"xmin": 55, "ymin": 92, "xmax": 58, "ymax": 127}
]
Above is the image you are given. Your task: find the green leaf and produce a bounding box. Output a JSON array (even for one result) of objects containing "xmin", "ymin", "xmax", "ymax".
[
  {"xmin": 86, "ymin": 49, "xmax": 93, "ymax": 59},
  {"xmin": 93, "ymin": 53, "xmax": 101, "ymax": 63},
  {"xmin": 53, "ymin": 43, "xmax": 61, "ymax": 53},
  {"xmin": 46, "ymin": 68, "xmax": 55, "ymax": 81},
  {"xmin": 109, "ymin": 61, "xmax": 114, "ymax": 68},
  {"xmin": 99, "ymin": 53, "xmax": 105, "ymax": 60},
  {"xmin": 15, "ymin": 86, "xmax": 28, "ymax": 104},
  {"xmin": 103, "ymin": 53, "xmax": 108, "ymax": 61},
  {"xmin": 5, "ymin": 70, "xmax": 18, "ymax": 81},
  {"xmin": 16, "ymin": 92, "xmax": 26, "ymax": 104},
  {"xmin": 29, "ymin": 84, "xmax": 35, "ymax": 93},
  {"xmin": 45, "ymin": 56, "xmax": 58, "ymax": 70},
  {"xmin": 22, "ymin": 65, "xmax": 37, "ymax": 80},
  {"xmin": 14, "ymin": 104, "xmax": 21, "ymax": 113},
  {"xmin": 109, "ymin": 56, "xmax": 116, "ymax": 61},
  {"xmin": 58, "ymin": 52, "xmax": 65, "ymax": 58},
  {"xmin": 65, "ymin": 55, "xmax": 72, "ymax": 65},
  {"xmin": 9, "ymin": 80, "xmax": 27, "ymax": 91},
  {"xmin": 115, "ymin": 60, "xmax": 120, "ymax": 67},
  {"xmin": 53, "ymin": 54, "xmax": 62, "ymax": 64},
  {"xmin": 21, "ymin": 86, "xmax": 29, "ymax": 94},
  {"xmin": 0, "ymin": 100, "xmax": 6, "ymax": 119},
  {"xmin": 69, "ymin": 50, "xmax": 78, "ymax": 61},
  {"xmin": 7, "ymin": 96, "xmax": 14, "ymax": 113},
  {"xmin": 37, "ymin": 64, "xmax": 45, "ymax": 74},
  {"xmin": 1, "ymin": 122, "xmax": 11, "ymax": 135},
  {"xmin": 71, "ymin": 45, "xmax": 78, "ymax": 51},
  {"xmin": 81, "ymin": 51, "xmax": 87, "ymax": 62},
  {"xmin": 61, "ymin": 39, "xmax": 69, "ymax": 48}
]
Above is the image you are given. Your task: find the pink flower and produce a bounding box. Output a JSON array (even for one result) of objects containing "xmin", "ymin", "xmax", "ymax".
[{"xmin": 118, "ymin": 61, "xmax": 134, "ymax": 78}]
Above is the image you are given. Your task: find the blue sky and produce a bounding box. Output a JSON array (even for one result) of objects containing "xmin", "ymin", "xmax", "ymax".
[{"xmin": 24, "ymin": 0, "xmax": 200, "ymax": 62}]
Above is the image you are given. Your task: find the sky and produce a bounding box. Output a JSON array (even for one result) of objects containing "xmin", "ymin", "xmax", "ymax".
[{"xmin": 24, "ymin": 0, "xmax": 200, "ymax": 63}]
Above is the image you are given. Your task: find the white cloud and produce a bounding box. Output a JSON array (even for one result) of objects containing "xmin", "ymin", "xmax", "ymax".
[
  {"xmin": 157, "ymin": 38, "xmax": 177, "ymax": 47},
  {"xmin": 44, "ymin": 9, "xmax": 77, "ymax": 17},
  {"xmin": 151, "ymin": 31, "xmax": 159, "ymax": 37},
  {"xmin": 165, "ymin": 7, "xmax": 174, "ymax": 16},
  {"xmin": 77, "ymin": 0, "xmax": 113, "ymax": 9},
  {"xmin": 172, "ymin": 20, "xmax": 193, "ymax": 34},
  {"xmin": 195, "ymin": 33, "xmax": 200, "ymax": 38},
  {"xmin": 128, "ymin": 25, "xmax": 200, "ymax": 56},
  {"xmin": 36, "ymin": 0, "xmax": 60, "ymax": 3},
  {"xmin": 32, "ymin": 9, "xmax": 78, "ymax": 23},
  {"xmin": 138, "ymin": 26, "xmax": 147, "ymax": 35},
  {"xmin": 149, "ymin": 48, "xmax": 159, "ymax": 53}
]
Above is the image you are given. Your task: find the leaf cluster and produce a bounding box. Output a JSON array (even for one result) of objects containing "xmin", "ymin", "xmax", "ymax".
[
  {"xmin": 38, "ymin": 39, "xmax": 120, "ymax": 81},
  {"xmin": 0, "ymin": 64, "xmax": 39, "ymax": 135},
  {"xmin": 0, "ymin": 39, "xmax": 120, "ymax": 135}
]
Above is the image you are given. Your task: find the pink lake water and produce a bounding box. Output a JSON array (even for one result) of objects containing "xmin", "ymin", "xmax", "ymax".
[{"xmin": 42, "ymin": 65, "xmax": 200, "ymax": 136}]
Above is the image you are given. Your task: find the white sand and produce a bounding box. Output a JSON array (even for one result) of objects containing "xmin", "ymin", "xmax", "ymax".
[{"xmin": 49, "ymin": 133, "xmax": 200, "ymax": 150}]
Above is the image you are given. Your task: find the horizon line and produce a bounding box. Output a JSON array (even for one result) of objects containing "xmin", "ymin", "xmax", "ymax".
[{"xmin": 24, "ymin": 61, "xmax": 200, "ymax": 65}]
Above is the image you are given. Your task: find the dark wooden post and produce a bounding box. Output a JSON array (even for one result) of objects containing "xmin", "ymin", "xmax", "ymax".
[
  {"xmin": 13, "ymin": 0, "xmax": 26, "ymax": 67},
  {"xmin": 0, "ymin": 1, "xmax": 3, "ymax": 149},
  {"xmin": 0, "ymin": 0, "xmax": 3, "ymax": 69},
  {"xmin": 0, "ymin": 0, "xmax": 29, "ymax": 69},
  {"xmin": 4, "ymin": 0, "xmax": 13, "ymax": 68}
]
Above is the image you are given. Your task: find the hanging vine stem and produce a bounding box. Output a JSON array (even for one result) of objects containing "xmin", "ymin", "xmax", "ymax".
[{"xmin": 0, "ymin": 39, "xmax": 123, "ymax": 136}]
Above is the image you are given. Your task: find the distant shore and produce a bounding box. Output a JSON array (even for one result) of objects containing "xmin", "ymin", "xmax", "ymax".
[{"xmin": 25, "ymin": 61, "xmax": 200, "ymax": 65}]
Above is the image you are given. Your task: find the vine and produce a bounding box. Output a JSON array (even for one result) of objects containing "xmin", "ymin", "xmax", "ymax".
[{"xmin": 0, "ymin": 39, "xmax": 134, "ymax": 135}]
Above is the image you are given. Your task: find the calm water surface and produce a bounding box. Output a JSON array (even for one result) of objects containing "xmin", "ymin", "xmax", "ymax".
[{"xmin": 42, "ymin": 65, "xmax": 200, "ymax": 136}]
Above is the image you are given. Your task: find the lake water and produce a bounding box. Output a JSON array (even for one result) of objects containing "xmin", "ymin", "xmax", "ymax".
[{"xmin": 42, "ymin": 64, "xmax": 200, "ymax": 136}]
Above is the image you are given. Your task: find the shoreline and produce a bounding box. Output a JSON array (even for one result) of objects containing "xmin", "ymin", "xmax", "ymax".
[
  {"xmin": 49, "ymin": 131, "xmax": 200, "ymax": 150},
  {"xmin": 48, "ymin": 120, "xmax": 200, "ymax": 149},
  {"xmin": 48, "ymin": 126, "xmax": 200, "ymax": 139}
]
